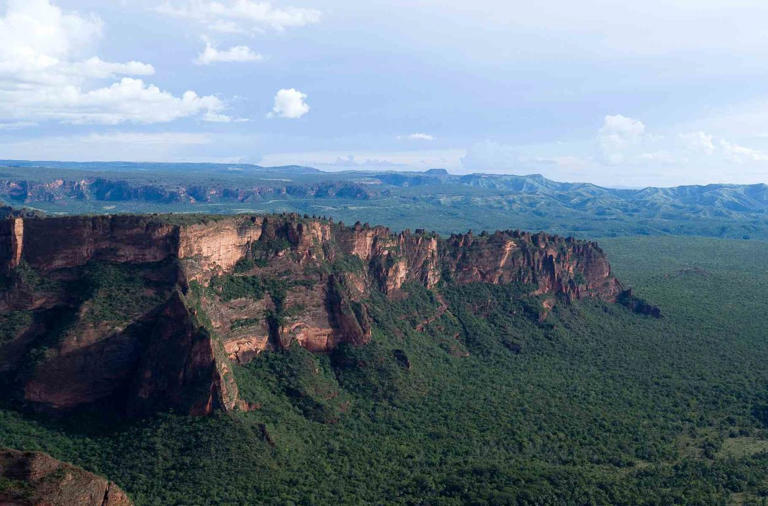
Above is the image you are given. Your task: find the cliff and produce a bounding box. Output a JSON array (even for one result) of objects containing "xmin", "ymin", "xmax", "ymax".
[
  {"xmin": 0, "ymin": 448, "xmax": 132, "ymax": 505},
  {"xmin": 0, "ymin": 215, "xmax": 621, "ymax": 296},
  {"xmin": 0, "ymin": 177, "xmax": 382, "ymax": 205},
  {"xmin": 0, "ymin": 213, "xmax": 634, "ymax": 417}
]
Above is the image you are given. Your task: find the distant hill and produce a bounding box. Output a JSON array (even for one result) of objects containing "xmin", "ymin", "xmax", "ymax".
[{"xmin": 0, "ymin": 161, "xmax": 766, "ymax": 239}]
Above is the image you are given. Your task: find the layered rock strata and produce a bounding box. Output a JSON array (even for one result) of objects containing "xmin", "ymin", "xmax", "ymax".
[{"xmin": 0, "ymin": 214, "xmax": 625, "ymax": 416}]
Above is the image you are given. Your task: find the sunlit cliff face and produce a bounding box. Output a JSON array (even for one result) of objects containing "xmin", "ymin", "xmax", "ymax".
[{"xmin": 0, "ymin": 213, "xmax": 623, "ymax": 416}]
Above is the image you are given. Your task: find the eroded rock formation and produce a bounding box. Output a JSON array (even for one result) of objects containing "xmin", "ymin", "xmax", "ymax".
[
  {"xmin": 0, "ymin": 213, "xmax": 629, "ymax": 416},
  {"xmin": 0, "ymin": 448, "xmax": 132, "ymax": 506},
  {"xmin": 0, "ymin": 177, "xmax": 382, "ymax": 206}
]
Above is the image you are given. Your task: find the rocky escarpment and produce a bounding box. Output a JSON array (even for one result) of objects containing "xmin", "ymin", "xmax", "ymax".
[
  {"xmin": 0, "ymin": 448, "xmax": 132, "ymax": 505},
  {"xmin": 0, "ymin": 177, "xmax": 382, "ymax": 205},
  {"xmin": 0, "ymin": 213, "xmax": 636, "ymax": 417}
]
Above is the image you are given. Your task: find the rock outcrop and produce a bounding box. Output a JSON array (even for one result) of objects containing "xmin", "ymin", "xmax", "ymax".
[
  {"xmin": 0, "ymin": 448, "xmax": 132, "ymax": 505},
  {"xmin": 0, "ymin": 214, "xmax": 622, "ymax": 300},
  {"xmin": 0, "ymin": 177, "xmax": 382, "ymax": 206},
  {"xmin": 0, "ymin": 213, "xmax": 631, "ymax": 417}
]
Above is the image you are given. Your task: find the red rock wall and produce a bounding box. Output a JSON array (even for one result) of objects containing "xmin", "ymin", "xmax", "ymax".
[
  {"xmin": 0, "ymin": 213, "xmax": 624, "ymax": 416},
  {"xmin": 0, "ymin": 214, "xmax": 622, "ymax": 302},
  {"xmin": 18, "ymin": 216, "xmax": 178, "ymax": 271}
]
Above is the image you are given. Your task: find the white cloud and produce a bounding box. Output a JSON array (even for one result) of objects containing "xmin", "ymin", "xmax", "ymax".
[
  {"xmin": 679, "ymin": 131, "xmax": 715, "ymax": 155},
  {"xmin": 459, "ymin": 118, "xmax": 768, "ymax": 187},
  {"xmin": 268, "ymin": 88, "xmax": 309, "ymax": 119},
  {"xmin": 402, "ymin": 133, "xmax": 435, "ymax": 141},
  {"xmin": 195, "ymin": 39, "xmax": 262, "ymax": 64},
  {"xmin": 0, "ymin": 0, "xmax": 101, "ymax": 60},
  {"xmin": 0, "ymin": 77, "xmax": 227, "ymax": 125},
  {"xmin": 720, "ymin": 140, "xmax": 768, "ymax": 163},
  {"xmin": 598, "ymin": 114, "xmax": 646, "ymax": 164},
  {"xmin": 597, "ymin": 115, "xmax": 768, "ymax": 169},
  {"xmin": 0, "ymin": 0, "xmax": 228, "ymax": 125},
  {"xmin": 69, "ymin": 57, "xmax": 155, "ymax": 79},
  {"xmin": 156, "ymin": 0, "xmax": 321, "ymax": 33},
  {"xmin": 681, "ymin": 98, "xmax": 768, "ymax": 140}
]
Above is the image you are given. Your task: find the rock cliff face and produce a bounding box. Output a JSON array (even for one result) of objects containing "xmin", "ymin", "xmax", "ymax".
[
  {"xmin": 0, "ymin": 448, "xmax": 132, "ymax": 505},
  {"xmin": 0, "ymin": 213, "xmax": 628, "ymax": 417},
  {"xmin": 0, "ymin": 177, "xmax": 382, "ymax": 205},
  {"xmin": 127, "ymin": 291, "xmax": 239, "ymax": 417}
]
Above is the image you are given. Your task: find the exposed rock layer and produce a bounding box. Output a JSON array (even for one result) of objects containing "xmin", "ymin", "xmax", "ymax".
[
  {"xmin": 0, "ymin": 215, "xmax": 622, "ymax": 298},
  {"xmin": 0, "ymin": 448, "xmax": 132, "ymax": 505},
  {"xmin": 0, "ymin": 177, "xmax": 381, "ymax": 205},
  {"xmin": 0, "ymin": 214, "xmax": 626, "ymax": 416}
]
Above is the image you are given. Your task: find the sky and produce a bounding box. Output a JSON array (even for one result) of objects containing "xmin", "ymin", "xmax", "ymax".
[{"xmin": 1, "ymin": 0, "xmax": 768, "ymax": 187}]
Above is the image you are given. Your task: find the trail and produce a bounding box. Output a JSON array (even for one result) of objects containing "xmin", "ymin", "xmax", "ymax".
[{"xmin": 415, "ymin": 293, "xmax": 449, "ymax": 332}]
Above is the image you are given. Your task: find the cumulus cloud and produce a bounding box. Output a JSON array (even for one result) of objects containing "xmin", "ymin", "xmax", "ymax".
[
  {"xmin": 597, "ymin": 114, "xmax": 768, "ymax": 168},
  {"xmin": 401, "ymin": 133, "xmax": 435, "ymax": 141},
  {"xmin": 156, "ymin": 0, "xmax": 321, "ymax": 33},
  {"xmin": 0, "ymin": 0, "xmax": 228, "ymax": 125},
  {"xmin": 593, "ymin": 116, "xmax": 768, "ymax": 184},
  {"xmin": 195, "ymin": 39, "xmax": 262, "ymax": 64},
  {"xmin": 268, "ymin": 88, "xmax": 309, "ymax": 119},
  {"xmin": 25, "ymin": 78, "xmax": 227, "ymax": 125},
  {"xmin": 598, "ymin": 114, "xmax": 646, "ymax": 163}
]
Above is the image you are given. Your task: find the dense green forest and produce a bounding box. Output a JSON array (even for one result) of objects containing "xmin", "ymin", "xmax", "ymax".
[{"xmin": 1, "ymin": 235, "xmax": 768, "ymax": 504}]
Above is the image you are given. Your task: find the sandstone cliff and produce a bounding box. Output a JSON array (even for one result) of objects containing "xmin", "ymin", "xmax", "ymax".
[
  {"xmin": 0, "ymin": 213, "xmax": 632, "ymax": 416},
  {"xmin": 0, "ymin": 177, "xmax": 381, "ymax": 205},
  {"xmin": 0, "ymin": 448, "xmax": 132, "ymax": 506}
]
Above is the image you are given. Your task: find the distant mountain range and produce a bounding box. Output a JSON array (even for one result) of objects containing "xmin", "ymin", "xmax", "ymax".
[
  {"xmin": 0, "ymin": 159, "xmax": 322, "ymax": 175},
  {"xmin": 1, "ymin": 160, "xmax": 766, "ymax": 239}
]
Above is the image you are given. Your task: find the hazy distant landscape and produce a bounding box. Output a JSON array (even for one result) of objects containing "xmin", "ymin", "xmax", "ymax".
[{"xmin": 3, "ymin": 160, "xmax": 768, "ymax": 239}]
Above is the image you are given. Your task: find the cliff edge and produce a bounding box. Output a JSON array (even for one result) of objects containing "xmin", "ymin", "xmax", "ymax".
[{"xmin": 0, "ymin": 213, "xmax": 642, "ymax": 416}]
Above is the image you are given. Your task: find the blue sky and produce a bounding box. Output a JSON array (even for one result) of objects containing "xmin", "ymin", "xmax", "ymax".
[{"xmin": 2, "ymin": 0, "xmax": 768, "ymax": 186}]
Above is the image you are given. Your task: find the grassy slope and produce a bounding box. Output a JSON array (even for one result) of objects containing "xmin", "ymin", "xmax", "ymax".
[{"xmin": 1, "ymin": 236, "xmax": 768, "ymax": 504}]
